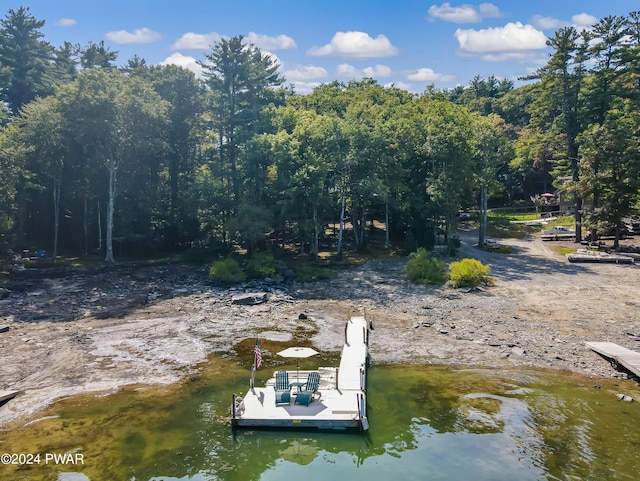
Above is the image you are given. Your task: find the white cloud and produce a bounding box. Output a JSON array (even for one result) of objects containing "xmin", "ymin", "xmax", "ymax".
[
  {"xmin": 337, "ymin": 63, "xmax": 393, "ymax": 79},
  {"xmin": 336, "ymin": 63, "xmax": 361, "ymax": 78},
  {"xmin": 171, "ymin": 32, "xmax": 294, "ymax": 53},
  {"xmin": 531, "ymin": 12, "xmax": 597, "ymax": 31},
  {"xmin": 105, "ymin": 27, "xmax": 161, "ymax": 44},
  {"xmin": 481, "ymin": 52, "xmax": 545, "ymax": 63},
  {"xmin": 160, "ymin": 52, "xmax": 203, "ymax": 77},
  {"xmin": 284, "ymin": 65, "xmax": 328, "ymax": 81},
  {"xmin": 530, "ymin": 15, "xmax": 567, "ymax": 30},
  {"xmin": 427, "ymin": 2, "xmax": 501, "ymax": 23},
  {"xmin": 307, "ymin": 31, "xmax": 399, "ymax": 58},
  {"xmin": 55, "ymin": 18, "xmax": 76, "ymax": 27},
  {"xmin": 478, "ymin": 3, "xmax": 500, "ymax": 18},
  {"xmin": 455, "ymin": 22, "xmax": 547, "ymax": 53},
  {"xmin": 572, "ymin": 13, "xmax": 598, "ymax": 28},
  {"xmin": 288, "ymin": 80, "xmax": 323, "ymax": 95},
  {"xmin": 385, "ymin": 81, "xmax": 413, "ymax": 91},
  {"xmin": 406, "ymin": 68, "xmax": 455, "ymax": 82},
  {"xmin": 171, "ymin": 32, "xmax": 222, "ymax": 50},
  {"xmin": 364, "ymin": 64, "xmax": 393, "ymax": 77},
  {"xmin": 247, "ymin": 32, "xmax": 297, "ymax": 51}
]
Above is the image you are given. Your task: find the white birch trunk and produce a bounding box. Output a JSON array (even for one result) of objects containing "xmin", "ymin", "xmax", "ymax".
[
  {"xmin": 337, "ymin": 174, "xmax": 347, "ymax": 258},
  {"xmin": 479, "ymin": 151, "xmax": 488, "ymax": 247}
]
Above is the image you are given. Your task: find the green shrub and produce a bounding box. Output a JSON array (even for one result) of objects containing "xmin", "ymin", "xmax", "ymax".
[
  {"xmin": 209, "ymin": 257, "xmax": 246, "ymax": 284},
  {"xmin": 244, "ymin": 252, "xmax": 282, "ymax": 279},
  {"xmin": 405, "ymin": 248, "xmax": 447, "ymax": 285},
  {"xmin": 448, "ymin": 258, "xmax": 493, "ymax": 288}
]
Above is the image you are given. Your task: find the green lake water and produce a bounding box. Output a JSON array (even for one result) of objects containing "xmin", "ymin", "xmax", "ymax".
[{"xmin": 2, "ymin": 356, "xmax": 640, "ymax": 481}]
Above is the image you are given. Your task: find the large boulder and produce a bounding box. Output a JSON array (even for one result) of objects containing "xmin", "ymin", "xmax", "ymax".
[{"xmin": 231, "ymin": 292, "xmax": 268, "ymax": 305}]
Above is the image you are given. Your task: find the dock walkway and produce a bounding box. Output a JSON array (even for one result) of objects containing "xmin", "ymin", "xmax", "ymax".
[
  {"xmin": 231, "ymin": 316, "xmax": 370, "ymax": 431},
  {"xmin": 586, "ymin": 342, "xmax": 640, "ymax": 378}
]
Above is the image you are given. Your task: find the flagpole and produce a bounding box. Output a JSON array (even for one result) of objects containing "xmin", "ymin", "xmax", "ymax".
[
  {"xmin": 252, "ymin": 346, "xmax": 257, "ymax": 390},
  {"xmin": 251, "ymin": 337, "xmax": 261, "ymax": 392}
]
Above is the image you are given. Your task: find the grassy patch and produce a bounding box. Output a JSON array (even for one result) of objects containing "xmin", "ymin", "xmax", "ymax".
[
  {"xmin": 486, "ymin": 214, "xmax": 537, "ymax": 239},
  {"xmin": 490, "ymin": 212, "xmax": 539, "ymax": 222},
  {"xmin": 540, "ymin": 215, "xmax": 576, "ymax": 228},
  {"xmin": 548, "ymin": 246, "xmax": 578, "ymax": 256},
  {"xmin": 485, "ymin": 212, "xmax": 576, "ymax": 240}
]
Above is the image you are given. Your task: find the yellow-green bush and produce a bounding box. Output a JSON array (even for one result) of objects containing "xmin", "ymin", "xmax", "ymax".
[
  {"xmin": 209, "ymin": 257, "xmax": 246, "ymax": 284},
  {"xmin": 448, "ymin": 258, "xmax": 493, "ymax": 288},
  {"xmin": 405, "ymin": 248, "xmax": 447, "ymax": 285}
]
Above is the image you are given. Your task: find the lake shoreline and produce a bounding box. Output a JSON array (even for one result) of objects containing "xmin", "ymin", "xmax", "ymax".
[{"xmin": 2, "ymin": 233, "xmax": 640, "ymax": 427}]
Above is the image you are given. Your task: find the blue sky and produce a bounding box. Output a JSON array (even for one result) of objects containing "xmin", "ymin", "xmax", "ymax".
[{"xmin": 4, "ymin": 1, "xmax": 637, "ymax": 93}]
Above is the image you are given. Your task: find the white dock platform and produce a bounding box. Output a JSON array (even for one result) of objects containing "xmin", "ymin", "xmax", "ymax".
[
  {"xmin": 586, "ymin": 342, "xmax": 640, "ymax": 378},
  {"xmin": 231, "ymin": 316, "xmax": 370, "ymax": 431},
  {"xmin": 567, "ymin": 251, "xmax": 634, "ymax": 264}
]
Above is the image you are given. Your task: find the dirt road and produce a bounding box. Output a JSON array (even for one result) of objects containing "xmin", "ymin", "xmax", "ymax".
[{"xmin": 1, "ymin": 232, "xmax": 639, "ymax": 426}]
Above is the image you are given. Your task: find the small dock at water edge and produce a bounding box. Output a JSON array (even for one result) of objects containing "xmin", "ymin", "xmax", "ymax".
[{"xmin": 231, "ymin": 315, "xmax": 371, "ymax": 431}]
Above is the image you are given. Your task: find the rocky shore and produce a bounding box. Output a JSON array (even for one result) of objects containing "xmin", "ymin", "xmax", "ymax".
[{"xmin": 1, "ymin": 232, "xmax": 640, "ymax": 426}]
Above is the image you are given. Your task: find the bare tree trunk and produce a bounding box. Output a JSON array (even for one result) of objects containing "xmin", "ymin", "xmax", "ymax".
[
  {"xmin": 52, "ymin": 176, "xmax": 61, "ymax": 259},
  {"xmin": 105, "ymin": 159, "xmax": 117, "ymax": 263},
  {"xmin": 478, "ymin": 151, "xmax": 488, "ymax": 246},
  {"xmin": 83, "ymin": 198, "xmax": 88, "ymax": 257},
  {"xmin": 337, "ymin": 174, "xmax": 347, "ymax": 258},
  {"xmin": 312, "ymin": 205, "xmax": 320, "ymax": 261},
  {"xmin": 360, "ymin": 209, "xmax": 366, "ymax": 248},
  {"xmin": 352, "ymin": 201, "xmax": 367, "ymax": 250},
  {"xmin": 385, "ymin": 202, "xmax": 390, "ymax": 247},
  {"xmin": 97, "ymin": 199, "xmax": 102, "ymax": 257},
  {"xmin": 16, "ymin": 186, "xmax": 26, "ymax": 248},
  {"xmin": 353, "ymin": 212, "xmax": 360, "ymax": 248}
]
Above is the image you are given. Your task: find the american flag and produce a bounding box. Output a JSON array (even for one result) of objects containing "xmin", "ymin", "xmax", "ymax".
[{"xmin": 253, "ymin": 339, "xmax": 262, "ymax": 369}]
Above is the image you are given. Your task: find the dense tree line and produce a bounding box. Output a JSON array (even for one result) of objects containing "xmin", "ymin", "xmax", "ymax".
[{"xmin": 1, "ymin": 6, "xmax": 639, "ymax": 262}]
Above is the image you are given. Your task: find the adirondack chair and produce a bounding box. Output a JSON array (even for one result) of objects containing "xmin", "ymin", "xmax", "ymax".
[
  {"xmin": 274, "ymin": 370, "xmax": 291, "ymax": 405},
  {"xmin": 294, "ymin": 371, "xmax": 321, "ymax": 406}
]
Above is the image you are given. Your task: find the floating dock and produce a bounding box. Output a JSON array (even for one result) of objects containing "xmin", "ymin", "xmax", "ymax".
[
  {"xmin": 0, "ymin": 390, "xmax": 19, "ymax": 403},
  {"xmin": 567, "ymin": 250, "xmax": 634, "ymax": 264},
  {"xmin": 586, "ymin": 341, "xmax": 640, "ymax": 378},
  {"xmin": 231, "ymin": 316, "xmax": 371, "ymax": 431}
]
